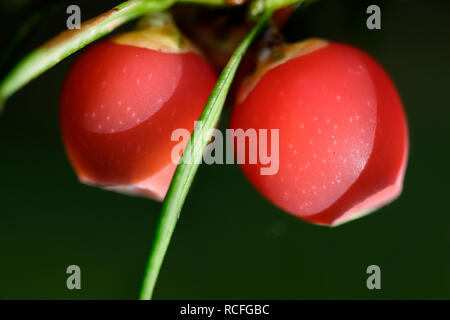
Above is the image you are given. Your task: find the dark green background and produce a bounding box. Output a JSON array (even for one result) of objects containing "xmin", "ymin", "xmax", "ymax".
[{"xmin": 0, "ymin": 0, "xmax": 449, "ymax": 299}]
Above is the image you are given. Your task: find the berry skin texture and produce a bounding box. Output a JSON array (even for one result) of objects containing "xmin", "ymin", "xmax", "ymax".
[
  {"xmin": 60, "ymin": 30, "xmax": 216, "ymax": 201},
  {"xmin": 231, "ymin": 39, "xmax": 409, "ymax": 226}
]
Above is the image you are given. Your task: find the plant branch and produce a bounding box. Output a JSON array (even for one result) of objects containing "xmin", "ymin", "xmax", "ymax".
[
  {"xmin": 249, "ymin": 0, "xmax": 302, "ymax": 19},
  {"xmin": 0, "ymin": 0, "xmax": 177, "ymax": 111},
  {"xmin": 138, "ymin": 9, "xmax": 273, "ymax": 300},
  {"xmin": 178, "ymin": 0, "xmax": 228, "ymax": 4}
]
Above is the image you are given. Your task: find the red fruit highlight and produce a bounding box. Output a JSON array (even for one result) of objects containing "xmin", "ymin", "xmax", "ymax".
[
  {"xmin": 231, "ymin": 39, "xmax": 408, "ymax": 226},
  {"xmin": 60, "ymin": 25, "xmax": 216, "ymax": 201}
]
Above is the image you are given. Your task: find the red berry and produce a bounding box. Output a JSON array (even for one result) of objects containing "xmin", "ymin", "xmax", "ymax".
[
  {"xmin": 60, "ymin": 22, "xmax": 216, "ymax": 201},
  {"xmin": 231, "ymin": 39, "xmax": 408, "ymax": 226}
]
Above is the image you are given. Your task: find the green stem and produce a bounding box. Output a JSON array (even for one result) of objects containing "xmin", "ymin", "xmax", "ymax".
[
  {"xmin": 265, "ymin": 0, "xmax": 303, "ymax": 10},
  {"xmin": 178, "ymin": 0, "xmax": 228, "ymax": 4},
  {"xmin": 0, "ymin": 0, "xmax": 176, "ymax": 111},
  {"xmin": 0, "ymin": 0, "xmax": 235, "ymax": 110},
  {"xmin": 249, "ymin": 0, "xmax": 303, "ymax": 18},
  {"xmin": 138, "ymin": 9, "xmax": 273, "ymax": 300}
]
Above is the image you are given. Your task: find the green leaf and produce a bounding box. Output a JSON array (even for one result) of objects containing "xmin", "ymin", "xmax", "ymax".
[
  {"xmin": 0, "ymin": 0, "xmax": 236, "ymax": 111},
  {"xmin": 249, "ymin": 0, "xmax": 303, "ymax": 19},
  {"xmin": 138, "ymin": 9, "xmax": 273, "ymax": 300},
  {"xmin": 0, "ymin": 0, "xmax": 176, "ymax": 111}
]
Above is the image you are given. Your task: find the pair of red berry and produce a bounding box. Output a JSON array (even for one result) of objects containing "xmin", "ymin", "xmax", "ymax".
[{"xmin": 60, "ymin": 18, "xmax": 408, "ymax": 226}]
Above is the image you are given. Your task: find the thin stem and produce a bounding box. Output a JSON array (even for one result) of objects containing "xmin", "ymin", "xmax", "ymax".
[
  {"xmin": 0, "ymin": 0, "xmax": 175, "ymax": 110},
  {"xmin": 178, "ymin": 0, "xmax": 228, "ymax": 4},
  {"xmin": 249, "ymin": 0, "xmax": 302, "ymax": 18},
  {"xmin": 0, "ymin": 1, "xmax": 60, "ymax": 69},
  {"xmin": 139, "ymin": 9, "xmax": 273, "ymax": 300},
  {"xmin": 265, "ymin": 0, "xmax": 303, "ymax": 10},
  {"xmin": 0, "ymin": 0, "xmax": 236, "ymax": 110}
]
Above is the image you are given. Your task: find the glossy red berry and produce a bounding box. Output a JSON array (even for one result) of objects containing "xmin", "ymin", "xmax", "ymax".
[
  {"xmin": 231, "ymin": 39, "xmax": 409, "ymax": 226},
  {"xmin": 60, "ymin": 21, "xmax": 216, "ymax": 201}
]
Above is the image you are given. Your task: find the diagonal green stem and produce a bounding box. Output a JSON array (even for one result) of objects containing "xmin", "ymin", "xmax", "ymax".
[
  {"xmin": 0, "ymin": 0, "xmax": 235, "ymax": 111},
  {"xmin": 0, "ymin": 0, "xmax": 176, "ymax": 111},
  {"xmin": 139, "ymin": 9, "xmax": 273, "ymax": 300}
]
